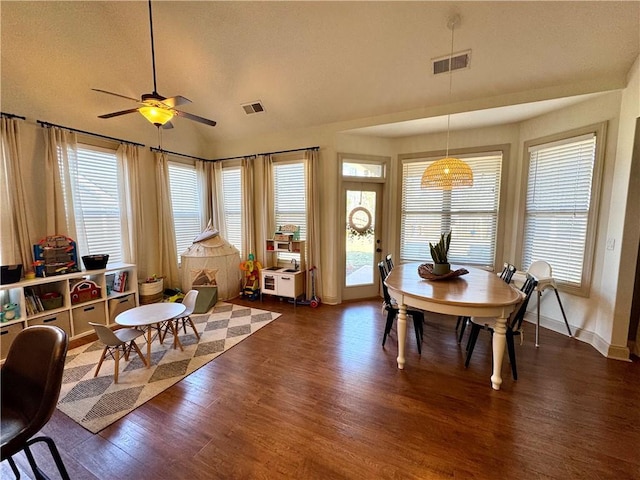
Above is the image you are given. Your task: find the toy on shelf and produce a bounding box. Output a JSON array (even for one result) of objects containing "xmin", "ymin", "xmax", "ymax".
[
  {"xmin": 33, "ymin": 235, "xmax": 79, "ymax": 277},
  {"xmin": 240, "ymin": 253, "xmax": 262, "ymax": 300}
]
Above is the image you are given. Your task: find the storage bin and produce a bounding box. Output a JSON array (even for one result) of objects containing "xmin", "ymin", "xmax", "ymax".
[
  {"xmin": 0, "ymin": 264, "xmax": 22, "ymax": 285},
  {"xmin": 1, "ymin": 323, "xmax": 23, "ymax": 360},
  {"xmin": 139, "ymin": 278, "xmax": 163, "ymax": 296},
  {"xmin": 41, "ymin": 292, "xmax": 63, "ymax": 310},
  {"xmin": 72, "ymin": 302, "xmax": 106, "ymax": 336},
  {"xmin": 30, "ymin": 311, "xmax": 71, "ymax": 337},
  {"xmin": 108, "ymin": 294, "xmax": 136, "ymax": 323},
  {"xmin": 82, "ymin": 254, "xmax": 109, "ymax": 270}
]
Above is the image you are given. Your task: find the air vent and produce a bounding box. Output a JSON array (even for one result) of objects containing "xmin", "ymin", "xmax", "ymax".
[
  {"xmin": 432, "ymin": 50, "xmax": 471, "ymax": 75},
  {"xmin": 241, "ymin": 101, "xmax": 265, "ymax": 115}
]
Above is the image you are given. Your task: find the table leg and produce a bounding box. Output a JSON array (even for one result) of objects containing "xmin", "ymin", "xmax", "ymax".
[
  {"xmin": 170, "ymin": 321, "xmax": 184, "ymax": 351},
  {"xmin": 397, "ymin": 303, "xmax": 407, "ymax": 370},
  {"xmin": 491, "ymin": 315, "xmax": 508, "ymax": 390},
  {"xmin": 146, "ymin": 326, "xmax": 152, "ymax": 368}
]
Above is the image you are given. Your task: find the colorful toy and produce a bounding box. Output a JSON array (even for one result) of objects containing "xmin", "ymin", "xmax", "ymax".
[{"xmin": 240, "ymin": 254, "xmax": 262, "ymax": 300}]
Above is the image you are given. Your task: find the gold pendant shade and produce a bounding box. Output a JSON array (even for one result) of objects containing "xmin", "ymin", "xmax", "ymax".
[{"xmin": 421, "ymin": 156, "xmax": 474, "ymax": 190}]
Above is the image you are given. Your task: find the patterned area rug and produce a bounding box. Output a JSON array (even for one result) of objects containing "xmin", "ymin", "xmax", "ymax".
[{"xmin": 57, "ymin": 302, "xmax": 280, "ymax": 433}]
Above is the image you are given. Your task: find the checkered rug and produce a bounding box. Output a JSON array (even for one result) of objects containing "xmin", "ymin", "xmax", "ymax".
[{"xmin": 57, "ymin": 302, "xmax": 280, "ymax": 433}]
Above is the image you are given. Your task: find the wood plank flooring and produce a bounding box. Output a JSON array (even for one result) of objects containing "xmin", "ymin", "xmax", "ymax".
[{"xmin": 3, "ymin": 297, "xmax": 639, "ymax": 479}]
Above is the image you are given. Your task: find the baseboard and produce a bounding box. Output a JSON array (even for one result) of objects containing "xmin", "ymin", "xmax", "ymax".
[{"xmin": 523, "ymin": 313, "xmax": 631, "ymax": 361}]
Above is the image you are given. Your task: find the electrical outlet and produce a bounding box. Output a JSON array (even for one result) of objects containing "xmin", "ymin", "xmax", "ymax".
[{"xmin": 606, "ymin": 238, "xmax": 615, "ymax": 250}]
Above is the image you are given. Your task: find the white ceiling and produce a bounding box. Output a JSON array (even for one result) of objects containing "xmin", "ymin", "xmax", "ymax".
[{"xmin": 2, "ymin": 1, "xmax": 639, "ymax": 153}]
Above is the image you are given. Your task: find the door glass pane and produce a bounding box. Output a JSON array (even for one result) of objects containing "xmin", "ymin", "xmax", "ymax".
[{"xmin": 345, "ymin": 189, "xmax": 377, "ymax": 286}]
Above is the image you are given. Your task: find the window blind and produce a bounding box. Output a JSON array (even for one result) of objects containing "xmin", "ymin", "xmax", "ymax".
[
  {"xmin": 522, "ymin": 134, "xmax": 596, "ymax": 288},
  {"xmin": 74, "ymin": 145, "xmax": 123, "ymax": 263},
  {"xmin": 168, "ymin": 161, "xmax": 201, "ymax": 258},
  {"xmin": 221, "ymin": 167, "xmax": 243, "ymax": 257},
  {"xmin": 400, "ymin": 153, "xmax": 502, "ymax": 267},
  {"xmin": 273, "ymin": 161, "xmax": 306, "ymax": 261}
]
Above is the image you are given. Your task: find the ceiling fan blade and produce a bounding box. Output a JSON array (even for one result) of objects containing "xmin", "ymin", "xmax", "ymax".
[
  {"xmin": 98, "ymin": 108, "xmax": 140, "ymax": 119},
  {"xmin": 92, "ymin": 88, "xmax": 140, "ymax": 103},
  {"xmin": 161, "ymin": 121, "xmax": 174, "ymax": 130},
  {"xmin": 162, "ymin": 96, "xmax": 191, "ymax": 108},
  {"xmin": 174, "ymin": 109, "xmax": 217, "ymax": 127}
]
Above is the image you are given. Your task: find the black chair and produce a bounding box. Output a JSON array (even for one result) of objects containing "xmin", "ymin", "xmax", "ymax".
[
  {"xmin": 378, "ymin": 262, "xmax": 424, "ymax": 354},
  {"xmin": 456, "ymin": 263, "xmax": 516, "ymax": 343},
  {"xmin": 1, "ymin": 325, "xmax": 71, "ymax": 480},
  {"xmin": 385, "ymin": 253, "xmax": 394, "ymax": 272},
  {"xmin": 464, "ymin": 273, "xmax": 538, "ymax": 380}
]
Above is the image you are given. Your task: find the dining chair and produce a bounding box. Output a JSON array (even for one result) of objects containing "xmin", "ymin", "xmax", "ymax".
[
  {"xmin": 456, "ymin": 263, "xmax": 516, "ymax": 343},
  {"xmin": 464, "ymin": 273, "xmax": 538, "ymax": 380},
  {"xmin": 1, "ymin": 325, "xmax": 71, "ymax": 480},
  {"xmin": 385, "ymin": 253, "xmax": 394, "ymax": 272},
  {"xmin": 378, "ymin": 262, "xmax": 424, "ymax": 354},
  {"xmin": 160, "ymin": 290, "xmax": 201, "ymax": 345},
  {"xmin": 89, "ymin": 322, "xmax": 148, "ymax": 383}
]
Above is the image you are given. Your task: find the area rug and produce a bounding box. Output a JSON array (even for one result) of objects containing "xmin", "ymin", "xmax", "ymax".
[{"xmin": 57, "ymin": 302, "xmax": 280, "ymax": 433}]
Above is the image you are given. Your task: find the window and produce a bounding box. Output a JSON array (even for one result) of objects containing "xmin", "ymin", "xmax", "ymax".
[
  {"xmin": 273, "ymin": 161, "xmax": 306, "ymax": 262},
  {"xmin": 167, "ymin": 161, "xmax": 201, "ymax": 258},
  {"xmin": 73, "ymin": 144, "xmax": 123, "ymax": 263},
  {"xmin": 221, "ymin": 166, "xmax": 243, "ymax": 257},
  {"xmin": 399, "ymin": 151, "xmax": 503, "ymax": 268},
  {"xmin": 521, "ymin": 125, "xmax": 605, "ymax": 295}
]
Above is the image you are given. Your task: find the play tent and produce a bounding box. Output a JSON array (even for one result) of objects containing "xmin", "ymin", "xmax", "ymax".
[{"xmin": 180, "ymin": 226, "xmax": 242, "ymax": 301}]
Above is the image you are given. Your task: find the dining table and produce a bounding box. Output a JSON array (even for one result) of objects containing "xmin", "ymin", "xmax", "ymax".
[
  {"xmin": 115, "ymin": 302, "xmax": 186, "ymax": 368},
  {"xmin": 385, "ymin": 262, "xmax": 523, "ymax": 390}
]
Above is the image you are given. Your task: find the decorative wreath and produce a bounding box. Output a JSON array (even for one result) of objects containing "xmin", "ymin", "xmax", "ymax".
[{"xmin": 347, "ymin": 206, "xmax": 374, "ymax": 238}]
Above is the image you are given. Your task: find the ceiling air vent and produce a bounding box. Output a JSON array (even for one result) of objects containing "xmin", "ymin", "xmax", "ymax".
[
  {"xmin": 432, "ymin": 50, "xmax": 471, "ymax": 75},
  {"xmin": 241, "ymin": 101, "xmax": 265, "ymax": 115}
]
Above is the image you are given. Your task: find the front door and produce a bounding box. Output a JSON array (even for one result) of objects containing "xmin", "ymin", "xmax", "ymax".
[{"xmin": 341, "ymin": 182, "xmax": 383, "ymax": 300}]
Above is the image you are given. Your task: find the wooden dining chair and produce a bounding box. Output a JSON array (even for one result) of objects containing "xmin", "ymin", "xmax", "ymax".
[
  {"xmin": 456, "ymin": 262, "xmax": 516, "ymax": 343},
  {"xmin": 378, "ymin": 262, "xmax": 424, "ymax": 354},
  {"xmin": 90, "ymin": 322, "xmax": 148, "ymax": 383},
  {"xmin": 464, "ymin": 273, "xmax": 538, "ymax": 380}
]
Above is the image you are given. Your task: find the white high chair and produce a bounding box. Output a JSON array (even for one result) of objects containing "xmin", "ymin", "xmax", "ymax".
[{"xmin": 523, "ymin": 260, "xmax": 573, "ymax": 347}]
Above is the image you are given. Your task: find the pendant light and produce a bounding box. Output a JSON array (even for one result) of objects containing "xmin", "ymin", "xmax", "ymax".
[{"xmin": 421, "ymin": 15, "xmax": 473, "ymax": 190}]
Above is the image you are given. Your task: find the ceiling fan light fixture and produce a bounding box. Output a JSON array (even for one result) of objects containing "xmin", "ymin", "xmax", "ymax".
[{"xmin": 139, "ymin": 105, "xmax": 174, "ymax": 126}]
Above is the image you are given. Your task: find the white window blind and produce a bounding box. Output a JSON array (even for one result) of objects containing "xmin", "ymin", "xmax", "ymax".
[
  {"xmin": 168, "ymin": 161, "xmax": 201, "ymax": 258},
  {"xmin": 74, "ymin": 145, "xmax": 123, "ymax": 263},
  {"xmin": 522, "ymin": 133, "xmax": 597, "ymax": 288},
  {"xmin": 221, "ymin": 167, "xmax": 243, "ymax": 257},
  {"xmin": 273, "ymin": 161, "xmax": 306, "ymax": 261},
  {"xmin": 400, "ymin": 153, "xmax": 502, "ymax": 267}
]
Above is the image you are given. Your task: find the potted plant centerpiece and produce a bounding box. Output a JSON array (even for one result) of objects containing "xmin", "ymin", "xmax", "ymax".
[{"xmin": 429, "ymin": 231, "xmax": 452, "ymax": 275}]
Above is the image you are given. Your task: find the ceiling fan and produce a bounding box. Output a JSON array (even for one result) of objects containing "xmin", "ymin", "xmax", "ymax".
[{"xmin": 93, "ymin": 0, "xmax": 216, "ymax": 129}]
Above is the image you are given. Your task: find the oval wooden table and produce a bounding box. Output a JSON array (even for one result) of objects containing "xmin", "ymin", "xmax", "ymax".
[
  {"xmin": 115, "ymin": 302, "xmax": 186, "ymax": 368},
  {"xmin": 385, "ymin": 263, "xmax": 523, "ymax": 390}
]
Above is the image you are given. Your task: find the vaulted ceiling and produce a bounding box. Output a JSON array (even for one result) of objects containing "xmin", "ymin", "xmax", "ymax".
[{"xmin": 2, "ymin": 1, "xmax": 638, "ymax": 155}]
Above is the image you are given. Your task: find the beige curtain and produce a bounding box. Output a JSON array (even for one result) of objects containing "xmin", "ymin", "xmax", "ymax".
[
  {"xmin": 0, "ymin": 117, "xmax": 33, "ymax": 267},
  {"xmin": 304, "ymin": 148, "xmax": 322, "ymax": 299},
  {"xmin": 196, "ymin": 160, "xmax": 224, "ymax": 233},
  {"xmin": 43, "ymin": 126, "xmax": 79, "ymax": 242},
  {"xmin": 241, "ymin": 157, "xmax": 256, "ymax": 259},
  {"xmin": 116, "ymin": 143, "xmax": 144, "ymax": 265},
  {"xmin": 154, "ymin": 151, "xmax": 179, "ymax": 288},
  {"xmin": 259, "ymin": 154, "xmax": 275, "ymax": 264}
]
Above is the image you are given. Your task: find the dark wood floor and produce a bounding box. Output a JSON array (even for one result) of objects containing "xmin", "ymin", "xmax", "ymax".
[{"xmin": 4, "ymin": 297, "xmax": 640, "ymax": 479}]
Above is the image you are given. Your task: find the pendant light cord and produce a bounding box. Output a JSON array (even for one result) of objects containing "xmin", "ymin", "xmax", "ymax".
[{"xmin": 444, "ymin": 16, "xmax": 457, "ymax": 159}]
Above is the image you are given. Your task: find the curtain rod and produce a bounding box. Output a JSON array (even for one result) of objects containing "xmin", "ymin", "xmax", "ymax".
[
  {"xmin": 209, "ymin": 146, "xmax": 319, "ymax": 162},
  {"xmin": 207, "ymin": 154, "xmax": 257, "ymax": 162},
  {"xmin": 36, "ymin": 120, "xmax": 145, "ymax": 147},
  {"xmin": 1, "ymin": 112, "xmax": 26, "ymax": 120},
  {"xmin": 149, "ymin": 146, "xmax": 209, "ymax": 162}
]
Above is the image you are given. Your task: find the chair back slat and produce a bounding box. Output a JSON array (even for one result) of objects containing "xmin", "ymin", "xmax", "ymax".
[
  {"xmin": 378, "ymin": 261, "xmax": 392, "ymax": 305},
  {"xmin": 385, "ymin": 254, "xmax": 394, "ymax": 272},
  {"xmin": 500, "ymin": 262, "xmax": 517, "ymax": 284},
  {"xmin": 509, "ymin": 274, "xmax": 538, "ymax": 331}
]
